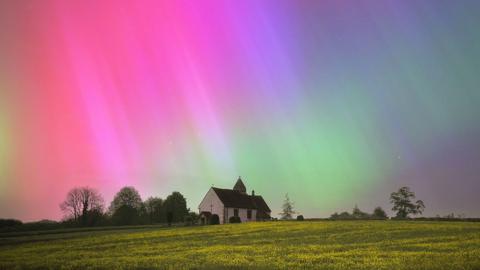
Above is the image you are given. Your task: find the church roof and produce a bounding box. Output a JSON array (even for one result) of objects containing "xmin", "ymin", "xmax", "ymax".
[
  {"xmin": 233, "ymin": 178, "xmax": 246, "ymax": 193},
  {"xmin": 252, "ymin": 195, "xmax": 271, "ymax": 213},
  {"xmin": 211, "ymin": 187, "xmax": 270, "ymax": 213}
]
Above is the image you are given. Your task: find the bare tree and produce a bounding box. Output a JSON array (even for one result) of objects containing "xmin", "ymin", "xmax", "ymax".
[
  {"xmin": 60, "ymin": 187, "xmax": 104, "ymax": 223},
  {"xmin": 60, "ymin": 187, "xmax": 82, "ymax": 221}
]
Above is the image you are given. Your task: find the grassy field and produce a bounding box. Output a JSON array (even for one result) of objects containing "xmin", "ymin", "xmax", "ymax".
[{"xmin": 1, "ymin": 221, "xmax": 479, "ymax": 270}]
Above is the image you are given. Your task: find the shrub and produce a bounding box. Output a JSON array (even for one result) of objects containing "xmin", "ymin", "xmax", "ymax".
[
  {"xmin": 210, "ymin": 214, "xmax": 220, "ymax": 225},
  {"xmin": 352, "ymin": 205, "xmax": 370, "ymax": 219},
  {"xmin": 184, "ymin": 212, "xmax": 199, "ymax": 226},
  {"xmin": 372, "ymin": 207, "xmax": 388, "ymax": 219},
  {"xmin": 336, "ymin": 211, "xmax": 353, "ymax": 220},
  {"xmin": 296, "ymin": 215, "xmax": 304, "ymax": 221},
  {"xmin": 229, "ymin": 216, "xmax": 241, "ymax": 223},
  {"xmin": 0, "ymin": 219, "xmax": 22, "ymax": 228}
]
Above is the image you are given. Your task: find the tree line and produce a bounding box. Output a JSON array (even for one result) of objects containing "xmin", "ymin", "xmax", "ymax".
[
  {"xmin": 59, "ymin": 186, "xmax": 198, "ymax": 227},
  {"xmin": 330, "ymin": 186, "xmax": 425, "ymax": 220},
  {"xmin": 278, "ymin": 186, "xmax": 427, "ymax": 221}
]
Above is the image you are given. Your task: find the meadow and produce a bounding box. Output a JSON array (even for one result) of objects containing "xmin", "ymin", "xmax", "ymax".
[{"xmin": 1, "ymin": 221, "xmax": 479, "ymax": 270}]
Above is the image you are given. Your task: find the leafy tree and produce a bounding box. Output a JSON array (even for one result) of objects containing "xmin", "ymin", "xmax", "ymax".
[
  {"xmin": 352, "ymin": 205, "xmax": 369, "ymax": 219},
  {"xmin": 144, "ymin": 197, "xmax": 164, "ymax": 223},
  {"xmin": 84, "ymin": 208, "xmax": 107, "ymax": 226},
  {"xmin": 279, "ymin": 193, "xmax": 295, "ymax": 220},
  {"xmin": 296, "ymin": 215, "xmax": 304, "ymax": 221},
  {"xmin": 60, "ymin": 187, "xmax": 104, "ymax": 226},
  {"xmin": 109, "ymin": 186, "xmax": 143, "ymax": 214},
  {"xmin": 390, "ymin": 186, "xmax": 425, "ymax": 218},
  {"xmin": 184, "ymin": 211, "xmax": 199, "ymax": 226},
  {"xmin": 137, "ymin": 203, "xmax": 149, "ymax": 225},
  {"xmin": 163, "ymin": 192, "xmax": 188, "ymax": 223},
  {"xmin": 330, "ymin": 212, "xmax": 340, "ymax": 219},
  {"xmin": 0, "ymin": 219, "xmax": 22, "ymax": 228},
  {"xmin": 372, "ymin": 207, "xmax": 388, "ymax": 219},
  {"xmin": 111, "ymin": 205, "xmax": 139, "ymax": 225},
  {"xmin": 337, "ymin": 211, "xmax": 353, "ymax": 220},
  {"xmin": 167, "ymin": 212, "xmax": 173, "ymax": 226}
]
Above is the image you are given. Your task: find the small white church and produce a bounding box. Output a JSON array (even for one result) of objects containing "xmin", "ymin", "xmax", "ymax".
[{"xmin": 198, "ymin": 177, "xmax": 271, "ymax": 224}]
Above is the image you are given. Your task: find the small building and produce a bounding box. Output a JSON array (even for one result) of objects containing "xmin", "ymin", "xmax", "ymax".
[{"xmin": 198, "ymin": 177, "xmax": 271, "ymax": 224}]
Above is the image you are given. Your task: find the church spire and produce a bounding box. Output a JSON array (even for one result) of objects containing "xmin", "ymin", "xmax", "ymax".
[{"xmin": 233, "ymin": 176, "xmax": 247, "ymax": 194}]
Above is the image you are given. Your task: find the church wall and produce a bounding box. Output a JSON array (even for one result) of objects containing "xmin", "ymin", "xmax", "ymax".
[
  {"xmin": 225, "ymin": 207, "xmax": 257, "ymax": 223},
  {"xmin": 198, "ymin": 188, "xmax": 225, "ymax": 223}
]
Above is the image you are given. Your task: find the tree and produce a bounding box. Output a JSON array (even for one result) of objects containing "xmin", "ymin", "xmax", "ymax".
[
  {"xmin": 184, "ymin": 211, "xmax": 199, "ymax": 226},
  {"xmin": 163, "ymin": 192, "xmax": 188, "ymax": 223},
  {"xmin": 144, "ymin": 197, "xmax": 164, "ymax": 223},
  {"xmin": 111, "ymin": 205, "xmax": 139, "ymax": 225},
  {"xmin": 390, "ymin": 186, "xmax": 425, "ymax": 218},
  {"xmin": 109, "ymin": 186, "xmax": 143, "ymax": 214},
  {"xmin": 279, "ymin": 193, "xmax": 295, "ymax": 220},
  {"xmin": 167, "ymin": 212, "xmax": 173, "ymax": 226},
  {"xmin": 372, "ymin": 207, "xmax": 388, "ymax": 219},
  {"xmin": 337, "ymin": 211, "xmax": 353, "ymax": 220},
  {"xmin": 60, "ymin": 187, "xmax": 104, "ymax": 226},
  {"xmin": 352, "ymin": 205, "xmax": 369, "ymax": 219},
  {"xmin": 0, "ymin": 219, "xmax": 22, "ymax": 228},
  {"xmin": 84, "ymin": 208, "xmax": 107, "ymax": 226}
]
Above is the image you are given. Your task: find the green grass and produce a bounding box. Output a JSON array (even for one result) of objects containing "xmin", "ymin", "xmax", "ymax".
[{"xmin": 1, "ymin": 221, "xmax": 479, "ymax": 269}]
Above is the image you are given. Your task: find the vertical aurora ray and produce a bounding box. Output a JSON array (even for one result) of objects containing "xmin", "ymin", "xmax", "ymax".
[
  {"xmin": 0, "ymin": 100, "xmax": 10, "ymax": 193},
  {"xmin": 1, "ymin": 0, "xmax": 480, "ymax": 220}
]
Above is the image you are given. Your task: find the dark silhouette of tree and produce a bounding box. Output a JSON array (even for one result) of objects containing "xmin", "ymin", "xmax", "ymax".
[
  {"xmin": 167, "ymin": 212, "xmax": 173, "ymax": 226},
  {"xmin": 0, "ymin": 219, "xmax": 22, "ymax": 228},
  {"xmin": 372, "ymin": 207, "xmax": 388, "ymax": 219},
  {"xmin": 352, "ymin": 205, "xmax": 369, "ymax": 219},
  {"xmin": 84, "ymin": 208, "xmax": 107, "ymax": 226},
  {"xmin": 330, "ymin": 211, "xmax": 352, "ymax": 220},
  {"xmin": 296, "ymin": 215, "xmax": 304, "ymax": 221},
  {"xmin": 109, "ymin": 186, "xmax": 143, "ymax": 214},
  {"xmin": 60, "ymin": 187, "xmax": 104, "ymax": 225},
  {"xmin": 163, "ymin": 192, "xmax": 188, "ymax": 223},
  {"xmin": 279, "ymin": 193, "xmax": 295, "ymax": 220},
  {"xmin": 185, "ymin": 211, "xmax": 199, "ymax": 226},
  {"xmin": 390, "ymin": 186, "xmax": 425, "ymax": 218},
  {"xmin": 330, "ymin": 212, "xmax": 339, "ymax": 219},
  {"xmin": 144, "ymin": 197, "xmax": 164, "ymax": 223},
  {"xmin": 111, "ymin": 205, "xmax": 139, "ymax": 225}
]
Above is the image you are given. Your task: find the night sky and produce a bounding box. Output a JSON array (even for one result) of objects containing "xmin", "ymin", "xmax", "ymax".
[{"xmin": 1, "ymin": 0, "xmax": 479, "ymax": 221}]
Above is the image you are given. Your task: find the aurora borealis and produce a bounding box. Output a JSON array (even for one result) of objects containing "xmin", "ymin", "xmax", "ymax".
[{"xmin": 1, "ymin": 0, "xmax": 480, "ymax": 221}]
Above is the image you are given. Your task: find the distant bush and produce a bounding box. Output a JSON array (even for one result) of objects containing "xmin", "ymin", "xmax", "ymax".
[
  {"xmin": 296, "ymin": 215, "xmax": 304, "ymax": 221},
  {"xmin": 412, "ymin": 217, "xmax": 480, "ymax": 222},
  {"xmin": 330, "ymin": 211, "xmax": 355, "ymax": 220},
  {"xmin": 229, "ymin": 216, "xmax": 241, "ymax": 223},
  {"xmin": 184, "ymin": 212, "xmax": 199, "ymax": 226},
  {"xmin": 0, "ymin": 219, "xmax": 22, "ymax": 228},
  {"xmin": 372, "ymin": 207, "xmax": 388, "ymax": 219},
  {"xmin": 352, "ymin": 205, "xmax": 370, "ymax": 219},
  {"xmin": 210, "ymin": 214, "xmax": 220, "ymax": 225},
  {"xmin": 21, "ymin": 220, "xmax": 61, "ymax": 231},
  {"xmin": 331, "ymin": 205, "xmax": 390, "ymax": 220}
]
